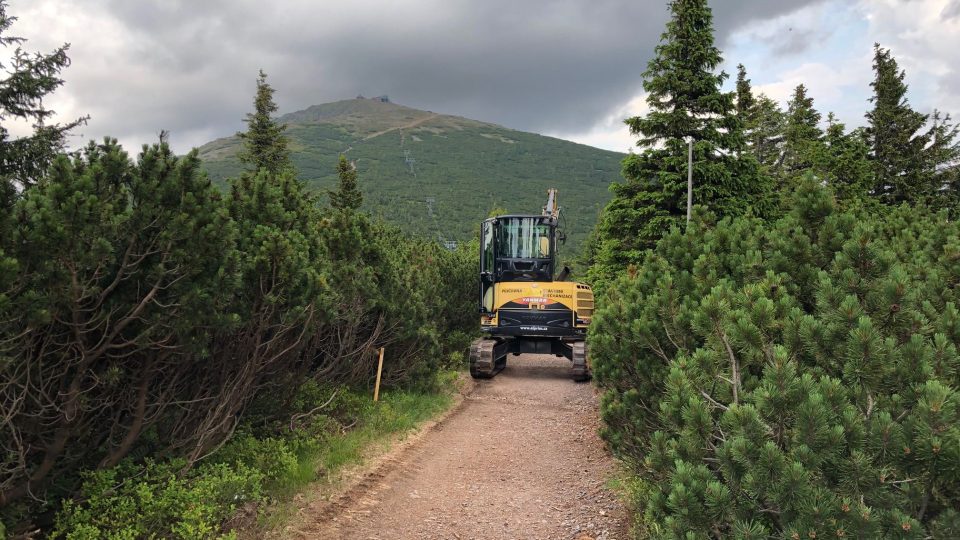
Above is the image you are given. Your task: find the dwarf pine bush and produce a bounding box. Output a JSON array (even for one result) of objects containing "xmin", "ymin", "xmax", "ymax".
[{"xmin": 591, "ymin": 178, "xmax": 960, "ymax": 538}]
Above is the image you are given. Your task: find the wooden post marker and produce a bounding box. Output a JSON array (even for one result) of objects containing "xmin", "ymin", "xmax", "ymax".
[{"xmin": 374, "ymin": 347, "xmax": 385, "ymax": 402}]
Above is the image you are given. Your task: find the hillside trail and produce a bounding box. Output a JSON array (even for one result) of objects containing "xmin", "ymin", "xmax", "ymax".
[
  {"xmin": 282, "ymin": 354, "xmax": 629, "ymax": 540},
  {"xmin": 362, "ymin": 113, "xmax": 439, "ymax": 141}
]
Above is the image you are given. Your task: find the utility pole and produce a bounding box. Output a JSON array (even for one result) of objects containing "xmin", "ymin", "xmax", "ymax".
[{"xmin": 686, "ymin": 138, "xmax": 693, "ymax": 224}]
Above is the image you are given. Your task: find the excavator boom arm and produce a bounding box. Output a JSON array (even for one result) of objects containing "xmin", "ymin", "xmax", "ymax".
[{"xmin": 542, "ymin": 188, "xmax": 559, "ymax": 219}]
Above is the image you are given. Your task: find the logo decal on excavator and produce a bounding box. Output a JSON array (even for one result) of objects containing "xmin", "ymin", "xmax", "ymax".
[{"xmin": 519, "ymin": 296, "xmax": 551, "ymax": 304}]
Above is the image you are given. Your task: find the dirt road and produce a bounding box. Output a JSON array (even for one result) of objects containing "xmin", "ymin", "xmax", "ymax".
[
  {"xmin": 286, "ymin": 354, "xmax": 629, "ymax": 540},
  {"xmin": 362, "ymin": 113, "xmax": 439, "ymax": 141}
]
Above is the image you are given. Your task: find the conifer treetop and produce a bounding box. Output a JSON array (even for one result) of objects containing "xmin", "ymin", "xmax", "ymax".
[
  {"xmin": 330, "ymin": 154, "xmax": 362, "ymax": 211},
  {"xmin": 0, "ymin": 0, "xmax": 86, "ymax": 205},
  {"xmin": 863, "ymin": 43, "xmax": 955, "ymax": 203},
  {"xmin": 237, "ymin": 69, "xmax": 291, "ymax": 176},
  {"xmin": 782, "ymin": 84, "xmax": 824, "ymax": 173},
  {"xmin": 629, "ymin": 0, "xmax": 734, "ymax": 146},
  {"xmin": 736, "ymin": 64, "xmax": 755, "ymax": 116}
]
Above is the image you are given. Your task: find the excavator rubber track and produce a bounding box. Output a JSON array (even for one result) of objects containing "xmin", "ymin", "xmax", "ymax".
[
  {"xmin": 565, "ymin": 341, "xmax": 590, "ymax": 382},
  {"xmin": 470, "ymin": 338, "xmax": 508, "ymax": 379}
]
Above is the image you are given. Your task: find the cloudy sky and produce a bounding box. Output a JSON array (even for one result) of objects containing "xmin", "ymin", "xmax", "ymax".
[{"xmin": 6, "ymin": 0, "xmax": 960, "ymax": 154}]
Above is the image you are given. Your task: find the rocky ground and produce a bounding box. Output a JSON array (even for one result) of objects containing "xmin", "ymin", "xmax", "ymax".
[{"xmin": 282, "ymin": 354, "xmax": 629, "ymax": 540}]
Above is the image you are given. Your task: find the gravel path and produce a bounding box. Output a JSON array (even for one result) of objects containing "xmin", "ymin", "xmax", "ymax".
[{"xmin": 286, "ymin": 354, "xmax": 629, "ymax": 540}]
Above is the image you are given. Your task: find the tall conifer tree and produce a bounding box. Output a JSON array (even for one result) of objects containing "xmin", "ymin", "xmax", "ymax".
[
  {"xmin": 783, "ymin": 84, "xmax": 823, "ymax": 175},
  {"xmin": 735, "ymin": 64, "xmax": 755, "ymax": 118},
  {"xmin": 865, "ymin": 44, "xmax": 929, "ymax": 203},
  {"xmin": 590, "ymin": 0, "xmax": 766, "ymax": 280},
  {"xmin": 734, "ymin": 65, "xmax": 786, "ymax": 172},
  {"xmin": 224, "ymin": 71, "xmax": 327, "ymax": 437},
  {"xmin": 865, "ymin": 44, "xmax": 960, "ymax": 204},
  {"xmin": 735, "ymin": 65, "xmax": 757, "ymax": 156},
  {"xmin": 748, "ymin": 95, "xmax": 787, "ymax": 172},
  {"xmin": 330, "ymin": 155, "xmax": 363, "ymax": 211},
  {"xmin": 812, "ymin": 113, "xmax": 872, "ymax": 201},
  {"xmin": 237, "ymin": 70, "xmax": 291, "ymax": 176},
  {"xmin": 0, "ymin": 0, "xmax": 85, "ymax": 212}
]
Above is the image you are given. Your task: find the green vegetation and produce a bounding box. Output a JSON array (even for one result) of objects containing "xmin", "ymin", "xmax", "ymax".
[
  {"xmin": 587, "ymin": 0, "xmax": 767, "ymax": 285},
  {"xmin": 237, "ymin": 69, "xmax": 292, "ymax": 176},
  {"xmin": 592, "ymin": 181, "xmax": 960, "ymax": 537},
  {"xmin": 0, "ymin": 32, "xmax": 475, "ymax": 536},
  {"xmin": 197, "ymin": 97, "xmax": 624, "ymax": 258},
  {"xmin": 588, "ymin": 1, "xmax": 960, "ymax": 538},
  {"xmin": 783, "ymin": 84, "xmax": 823, "ymax": 176},
  {"xmin": 865, "ymin": 44, "xmax": 960, "ymax": 205},
  {"xmin": 0, "ymin": 0, "xmax": 86, "ymax": 211},
  {"xmin": 50, "ymin": 385, "xmax": 455, "ymax": 539}
]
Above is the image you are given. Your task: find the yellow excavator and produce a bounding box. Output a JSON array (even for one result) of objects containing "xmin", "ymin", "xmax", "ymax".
[{"xmin": 470, "ymin": 189, "xmax": 594, "ymax": 381}]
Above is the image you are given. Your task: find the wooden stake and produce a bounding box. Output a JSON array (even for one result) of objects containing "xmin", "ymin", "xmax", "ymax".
[{"xmin": 374, "ymin": 347, "xmax": 385, "ymax": 402}]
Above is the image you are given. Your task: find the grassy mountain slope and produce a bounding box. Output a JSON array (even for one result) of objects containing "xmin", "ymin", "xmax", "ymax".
[{"xmin": 197, "ymin": 98, "xmax": 625, "ymax": 257}]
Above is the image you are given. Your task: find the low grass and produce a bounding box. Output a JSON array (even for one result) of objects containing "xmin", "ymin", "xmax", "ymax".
[
  {"xmin": 46, "ymin": 378, "xmax": 461, "ymax": 539},
  {"xmin": 603, "ymin": 466, "xmax": 652, "ymax": 540},
  {"xmin": 249, "ymin": 382, "xmax": 458, "ymax": 534},
  {"xmin": 316, "ymin": 389, "xmax": 452, "ymax": 475}
]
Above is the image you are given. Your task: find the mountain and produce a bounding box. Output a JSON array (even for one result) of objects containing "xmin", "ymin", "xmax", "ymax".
[{"xmin": 196, "ymin": 97, "xmax": 626, "ymax": 258}]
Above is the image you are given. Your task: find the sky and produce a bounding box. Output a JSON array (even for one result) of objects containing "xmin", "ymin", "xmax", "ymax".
[{"xmin": 6, "ymin": 0, "xmax": 960, "ymax": 155}]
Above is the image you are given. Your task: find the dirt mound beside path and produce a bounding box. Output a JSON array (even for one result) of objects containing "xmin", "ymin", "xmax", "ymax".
[{"xmin": 284, "ymin": 354, "xmax": 629, "ymax": 540}]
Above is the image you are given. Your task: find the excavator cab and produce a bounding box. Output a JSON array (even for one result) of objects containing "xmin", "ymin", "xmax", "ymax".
[
  {"xmin": 471, "ymin": 190, "xmax": 593, "ymax": 381},
  {"xmin": 480, "ymin": 215, "xmax": 557, "ymax": 313}
]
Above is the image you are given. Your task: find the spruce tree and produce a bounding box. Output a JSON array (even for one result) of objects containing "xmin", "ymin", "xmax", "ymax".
[
  {"xmin": 590, "ymin": 0, "xmax": 766, "ymax": 281},
  {"xmin": 926, "ymin": 109, "xmax": 960, "ymax": 208},
  {"xmin": 330, "ymin": 154, "xmax": 362, "ymax": 211},
  {"xmin": 0, "ymin": 0, "xmax": 86, "ymax": 210},
  {"xmin": 812, "ymin": 113, "xmax": 872, "ymax": 201},
  {"xmin": 865, "ymin": 44, "xmax": 960, "ymax": 205},
  {"xmin": 782, "ymin": 84, "xmax": 823, "ymax": 176},
  {"xmin": 748, "ymin": 95, "xmax": 787, "ymax": 172},
  {"xmin": 735, "ymin": 64, "xmax": 755, "ymax": 119},
  {"xmin": 736, "ymin": 65, "xmax": 788, "ymax": 206},
  {"xmin": 237, "ymin": 69, "xmax": 291, "ymax": 176},
  {"xmin": 735, "ymin": 65, "xmax": 785, "ymax": 169},
  {"xmin": 865, "ymin": 44, "xmax": 929, "ymax": 203}
]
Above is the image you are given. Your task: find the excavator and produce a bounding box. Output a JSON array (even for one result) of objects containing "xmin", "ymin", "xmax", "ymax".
[{"xmin": 470, "ymin": 189, "xmax": 594, "ymax": 381}]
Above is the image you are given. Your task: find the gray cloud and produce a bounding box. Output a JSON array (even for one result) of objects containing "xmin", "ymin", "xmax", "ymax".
[
  {"xmin": 943, "ymin": 0, "xmax": 960, "ymax": 20},
  {"xmin": 13, "ymin": 0, "xmax": 823, "ymax": 152},
  {"xmin": 770, "ymin": 27, "xmax": 832, "ymax": 57}
]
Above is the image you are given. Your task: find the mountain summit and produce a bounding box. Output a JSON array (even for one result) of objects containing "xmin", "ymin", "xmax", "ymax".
[{"xmin": 197, "ymin": 97, "xmax": 624, "ymax": 253}]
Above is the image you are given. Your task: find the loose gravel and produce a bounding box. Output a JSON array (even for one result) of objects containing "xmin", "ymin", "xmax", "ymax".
[{"xmin": 284, "ymin": 354, "xmax": 629, "ymax": 540}]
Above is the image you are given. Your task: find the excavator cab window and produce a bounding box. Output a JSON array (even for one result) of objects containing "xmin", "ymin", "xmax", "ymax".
[
  {"xmin": 496, "ymin": 217, "xmax": 552, "ymax": 260},
  {"xmin": 491, "ymin": 216, "xmax": 555, "ymax": 282},
  {"xmin": 481, "ymin": 220, "xmax": 495, "ymax": 274},
  {"xmin": 479, "ymin": 220, "xmax": 495, "ymax": 313}
]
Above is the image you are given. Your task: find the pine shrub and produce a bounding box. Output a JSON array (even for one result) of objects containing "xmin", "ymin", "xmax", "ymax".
[{"xmin": 591, "ymin": 177, "xmax": 960, "ymax": 538}]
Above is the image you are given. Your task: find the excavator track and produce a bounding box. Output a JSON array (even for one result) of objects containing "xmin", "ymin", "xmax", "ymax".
[
  {"xmin": 470, "ymin": 338, "xmax": 508, "ymax": 379},
  {"xmin": 566, "ymin": 341, "xmax": 590, "ymax": 382}
]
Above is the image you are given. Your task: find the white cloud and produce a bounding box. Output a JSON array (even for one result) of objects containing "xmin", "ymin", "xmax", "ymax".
[
  {"xmin": 858, "ymin": 0, "xmax": 960, "ymax": 116},
  {"xmin": 754, "ymin": 60, "xmax": 872, "ymax": 113},
  {"xmin": 529, "ymin": 0, "xmax": 960, "ymax": 154},
  {"xmin": 548, "ymin": 92, "xmax": 648, "ymax": 153}
]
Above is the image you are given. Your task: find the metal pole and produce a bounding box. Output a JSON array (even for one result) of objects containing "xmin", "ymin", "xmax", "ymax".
[{"xmin": 687, "ymin": 138, "xmax": 693, "ymax": 224}]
